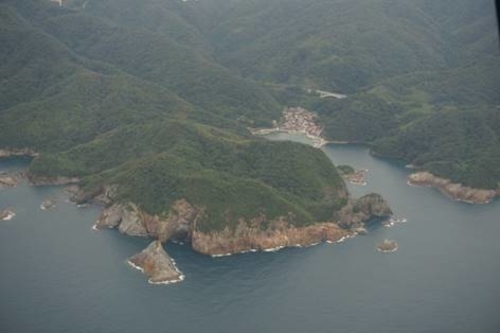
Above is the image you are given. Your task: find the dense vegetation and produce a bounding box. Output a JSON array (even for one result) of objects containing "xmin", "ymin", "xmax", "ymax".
[
  {"xmin": 30, "ymin": 121, "xmax": 347, "ymax": 231},
  {"xmin": 1, "ymin": 0, "xmax": 499, "ymax": 228},
  {"xmin": 1, "ymin": 0, "xmax": 349, "ymax": 231},
  {"xmin": 372, "ymin": 107, "xmax": 500, "ymax": 189},
  {"xmin": 203, "ymin": 0, "xmax": 498, "ymax": 189}
]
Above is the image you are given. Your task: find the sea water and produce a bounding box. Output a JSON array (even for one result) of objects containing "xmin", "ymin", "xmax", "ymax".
[{"xmin": 1, "ymin": 139, "xmax": 499, "ymax": 333}]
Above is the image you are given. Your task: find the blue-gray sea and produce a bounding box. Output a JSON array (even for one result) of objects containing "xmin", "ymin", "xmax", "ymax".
[{"xmin": 1, "ymin": 135, "xmax": 499, "ymax": 333}]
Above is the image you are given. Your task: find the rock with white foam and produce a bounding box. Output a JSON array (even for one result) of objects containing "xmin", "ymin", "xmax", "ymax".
[
  {"xmin": 41, "ymin": 199, "xmax": 56, "ymax": 210},
  {"xmin": 0, "ymin": 209, "xmax": 15, "ymax": 221},
  {"xmin": 128, "ymin": 241, "xmax": 184, "ymax": 285}
]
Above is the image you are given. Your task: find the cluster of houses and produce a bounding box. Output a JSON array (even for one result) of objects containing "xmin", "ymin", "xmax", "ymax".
[{"xmin": 279, "ymin": 107, "xmax": 323, "ymax": 137}]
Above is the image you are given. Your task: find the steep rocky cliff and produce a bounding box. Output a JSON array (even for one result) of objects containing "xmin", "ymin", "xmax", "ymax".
[
  {"xmin": 191, "ymin": 220, "xmax": 349, "ymax": 256},
  {"xmin": 334, "ymin": 193, "xmax": 393, "ymax": 229},
  {"xmin": 93, "ymin": 192, "xmax": 391, "ymax": 256},
  {"xmin": 192, "ymin": 193, "xmax": 391, "ymax": 255},
  {"xmin": 78, "ymin": 182, "xmax": 392, "ymax": 283},
  {"xmin": 95, "ymin": 200, "xmax": 199, "ymax": 242}
]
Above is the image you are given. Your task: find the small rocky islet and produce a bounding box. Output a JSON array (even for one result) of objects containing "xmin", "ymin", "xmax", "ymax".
[
  {"xmin": 337, "ymin": 165, "xmax": 368, "ymax": 186},
  {"xmin": 41, "ymin": 199, "xmax": 56, "ymax": 210},
  {"xmin": 0, "ymin": 209, "xmax": 15, "ymax": 221},
  {"xmin": 377, "ymin": 239, "xmax": 398, "ymax": 253},
  {"xmin": 128, "ymin": 241, "xmax": 184, "ymax": 285}
]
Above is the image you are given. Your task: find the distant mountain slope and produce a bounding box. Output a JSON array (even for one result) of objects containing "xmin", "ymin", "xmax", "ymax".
[
  {"xmin": 197, "ymin": 0, "xmax": 497, "ymax": 93},
  {"xmin": 0, "ymin": 1, "xmax": 352, "ymax": 235},
  {"xmin": 371, "ymin": 106, "xmax": 500, "ymax": 189},
  {"xmin": 1, "ymin": 0, "xmax": 499, "ymax": 206},
  {"xmin": 0, "ymin": 3, "xmax": 203, "ymax": 151}
]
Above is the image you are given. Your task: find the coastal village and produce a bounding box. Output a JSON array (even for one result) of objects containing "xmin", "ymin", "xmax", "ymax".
[
  {"xmin": 251, "ymin": 106, "xmax": 327, "ymax": 148},
  {"xmin": 279, "ymin": 107, "xmax": 323, "ymax": 138}
]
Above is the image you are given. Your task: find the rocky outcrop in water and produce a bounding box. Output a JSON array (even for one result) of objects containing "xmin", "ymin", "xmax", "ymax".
[
  {"xmin": 41, "ymin": 199, "xmax": 56, "ymax": 210},
  {"xmin": 377, "ymin": 239, "xmax": 398, "ymax": 253},
  {"xmin": 334, "ymin": 193, "xmax": 393, "ymax": 229},
  {"xmin": 408, "ymin": 172, "xmax": 499, "ymax": 204},
  {"xmin": 0, "ymin": 209, "xmax": 15, "ymax": 221},
  {"xmin": 0, "ymin": 172, "xmax": 24, "ymax": 188},
  {"xmin": 128, "ymin": 241, "xmax": 184, "ymax": 284}
]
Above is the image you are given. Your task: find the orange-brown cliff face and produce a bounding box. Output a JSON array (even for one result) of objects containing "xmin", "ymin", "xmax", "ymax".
[
  {"xmin": 191, "ymin": 193, "xmax": 391, "ymax": 255},
  {"xmin": 191, "ymin": 220, "xmax": 349, "ymax": 256},
  {"xmin": 73, "ymin": 184, "xmax": 391, "ymax": 284},
  {"xmin": 93, "ymin": 191, "xmax": 391, "ymax": 256}
]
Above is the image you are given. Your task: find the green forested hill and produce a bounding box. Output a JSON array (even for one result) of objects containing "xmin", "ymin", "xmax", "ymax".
[
  {"xmin": 30, "ymin": 121, "xmax": 347, "ymax": 230},
  {"xmin": 186, "ymin": 0, "xmax": 497, "ymax": 189},
  {"xmin": 0, "ymin": 0, "xmax": 347, "ymax": 230},
  {"xmin": 371, "ymin": 107, "xmax": 500, "ymax": 189},
  {"xmin": 0, "ymin": 0, "xmax": 499, "ymax": 216}
]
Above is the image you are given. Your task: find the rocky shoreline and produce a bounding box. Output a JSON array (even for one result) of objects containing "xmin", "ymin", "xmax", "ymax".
[
  {"xmin": 85, "ymin": 187, "xmax": 392, "ymax": 283},
  {"xmin": 28, "ymin": 175, "xmax": 80, "ymax": 186},
  {"xmin": 0, "ymin": 148, "xmax": 38, "ymax": 159},
  {"xmin": 2, "ymin": 151, "xmax": 393, "ymax": 285},
  {"xmin": 407, "ymin": 172, "xmax": 499, "ymax": 204},
  {"xmin": 191, "ymin": 221, "xmax": 352, "ymax": 256},
  {"xmin": 0, "ymin": 171, "xmax": 25, "ymax": 188},
  {"xmin": 91, "ymin": 193, "xmax": 391, "ymax": 255}
]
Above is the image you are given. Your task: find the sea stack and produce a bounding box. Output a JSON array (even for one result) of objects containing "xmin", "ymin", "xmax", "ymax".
[
  {"xmin": 128, "ymin": 241, "xmax": 184, "ymax": 284},
  {"xmin": 377, "ymin": 239, "xmax": 398, "ymax": 253},
  {"xmin": 0, "ymin": 209, "xmax": 15, "ymax": 221}
]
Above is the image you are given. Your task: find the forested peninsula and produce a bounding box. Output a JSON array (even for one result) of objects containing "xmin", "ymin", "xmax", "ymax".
[{"xmin": 1, "ymin": 0, "xmax": 498, "ymax": 281}]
